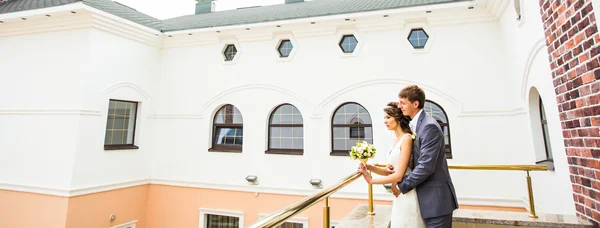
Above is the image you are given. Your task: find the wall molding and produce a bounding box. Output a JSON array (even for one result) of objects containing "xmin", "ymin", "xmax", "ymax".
[
  {"xmin": 104, "ymin": 82, "xmax": 151, "ymax": 99},
  {"xmin": 201, "ymin": 84, "xmax": 317, "ymax": 117},
  {"xmin": 68, "ymin": 179, "xmax": 150, "ymax": 197},
  {"xmin": 148, "ymin": 114, "xmax": 204, "ymax": 119},
  {"xmin": 0, "ymin": 182, "xmax": 70, "ymax": 197},
  {"xmin": 0, "ymin": 109, "xmax": 102, "ymax": 116},
  {"xmin": 457, "ymin": 108, "xmax": 527, "ymax": 117},
  {"xmin": 0, "ymin": 178, "xmax": 531, "ymax": 209},
  {"xmin": 520, "ymin": 38, "xmax": 548, "ymax": 99},
  {"xmin": 317, "ymin": 78, "xmax": 461, "ymax": 113}
]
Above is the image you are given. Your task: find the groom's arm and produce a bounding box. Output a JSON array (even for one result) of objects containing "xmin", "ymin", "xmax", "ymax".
[{"xmin": 398, "ymin": 123, "xmax": 443, "ymax": 194}]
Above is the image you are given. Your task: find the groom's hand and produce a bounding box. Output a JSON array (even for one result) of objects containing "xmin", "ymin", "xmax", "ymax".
[
  {"xmin": 385, "ymin": 164, "xmax": 395, "ymax": 175},
  {"xmin": 391, "ymin": 185, "xmax": 400, "ymax": 197}
]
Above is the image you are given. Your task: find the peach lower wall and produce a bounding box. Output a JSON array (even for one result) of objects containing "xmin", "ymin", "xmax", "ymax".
[
  {"xmin": 0, "ymin": 189, "xmax": 69, "ymax": 228},
  {"xmin": 0, "ymin": 184, "xmax": 525, "ymax": 228},
  {"xmin": 144, "ymin": 184, "xmax": 391, "ymax": 228},
  {"xmin": 65, "ymin": 185, "xmax": 149, "ymax": 228}
]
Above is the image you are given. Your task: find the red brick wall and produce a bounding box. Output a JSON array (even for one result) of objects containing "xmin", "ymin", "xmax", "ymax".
[{"xmin": 538, "ymin": 0, "xmax": 600, "ymax": 224}]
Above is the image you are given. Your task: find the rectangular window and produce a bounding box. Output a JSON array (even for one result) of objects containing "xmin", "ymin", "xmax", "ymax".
[
  {"xmin": 258, "ymin": 214, "xmax": 308, "ymax": 228},
  {"xmin": 109, "ymin": 220, "xmax": 137, "ymax": 228},
  {"xmin": 206, "ymin": 214, "xmax": 239, "ymax": 228},
  {"xmin": 199, "ymin": 209, "xmax": 244, "ymax": 228},
  {"xmin": 104, "ymin": 99, "xmax": 139, "ymax": 150}
]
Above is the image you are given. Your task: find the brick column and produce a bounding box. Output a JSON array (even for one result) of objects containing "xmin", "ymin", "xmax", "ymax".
[{"xmin": 538, "ymin": 0, "xmax": 600, "ymax": 224}]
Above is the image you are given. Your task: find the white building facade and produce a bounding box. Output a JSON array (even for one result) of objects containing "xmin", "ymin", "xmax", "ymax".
[{"xmin": 1, "ymin": 0, "xmax": 596, "ymax": 227}]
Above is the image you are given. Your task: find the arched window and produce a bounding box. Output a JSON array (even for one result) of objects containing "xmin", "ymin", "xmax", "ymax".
[
  {"xmin": 267, "ymin": 104, "xmax": 304, "ymax": 155},
  {"xmin": 331, "ymin": 102, "xmax": 373, "ymax": 156},
  {"xmin": 539, "ymin": 97, "xmax": 553, "ymax": 161},
  {"xmin": 424, "ymin": 100, "xmax": 452, "ymax": 158},
  {"xmin": 210, "ymin": 104, "xmax": 243, "ymax": 152}
]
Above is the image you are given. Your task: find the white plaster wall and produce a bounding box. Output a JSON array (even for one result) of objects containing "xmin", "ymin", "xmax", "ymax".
[
  {"xmin": 153, "ymin": 16, "xmax": 535, "ymax": 205},
  {"xmin": 0, "ymin": 29, "xmax": 89, "ymax": 190},
  {"xmin": 69, "ymin": 28, "xmax": 160, "ymax": 189},
  {"xmin": 499, "ymin": 0, "xmax": 576, "ymax": 215}
]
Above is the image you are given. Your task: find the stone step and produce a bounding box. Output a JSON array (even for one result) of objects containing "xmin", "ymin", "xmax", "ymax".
[{"xmin": 336, "ymin": 204, "xmax": 594, "ymax": 228}]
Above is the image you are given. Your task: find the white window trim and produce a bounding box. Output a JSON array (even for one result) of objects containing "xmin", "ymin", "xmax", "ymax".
[
  {"xmin": 274, "ymin": 33, "xmax": 299, "ymax": 62},
  {"xmin": 258, "ymin": 213, "xmax": 308, "ymax": 227},
  {"xmin": 403, "ymin": 21, "xmax": 435, "ymax": 54},
  {"xmin": 220, "ymin": 38, "xmax": 242, "ymax": 65},
  {"xmin": 199, "ymin": 208, "xmax": 244, "ymax": 228},
  {"xmin": 336, "ymin": 28, "xmax": 363, "ymax": 58},
  {"xmin": 109, "ymin": 220, "xmax": 137, "ymax": 228}
]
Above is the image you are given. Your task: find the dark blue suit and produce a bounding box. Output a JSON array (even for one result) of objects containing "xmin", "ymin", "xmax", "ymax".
[{"xmin": 398, "ymin": 111, "xmax": 458, "ymax": 227}]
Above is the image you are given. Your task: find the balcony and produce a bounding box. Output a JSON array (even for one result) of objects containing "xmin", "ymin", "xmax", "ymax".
[{"xmin": 249, "ymin": 164, "xmax": 593, "ymax": 228}]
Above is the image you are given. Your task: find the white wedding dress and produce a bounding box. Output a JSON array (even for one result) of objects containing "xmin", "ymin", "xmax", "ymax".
[{"xmin": 388, "ymin": 134, "xmax": 426, "ymax": 228}]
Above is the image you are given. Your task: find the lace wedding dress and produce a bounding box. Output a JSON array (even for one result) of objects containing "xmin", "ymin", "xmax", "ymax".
[{"xmin": 388, "ymin": 134, "xmax": 426, "ymax": 228}]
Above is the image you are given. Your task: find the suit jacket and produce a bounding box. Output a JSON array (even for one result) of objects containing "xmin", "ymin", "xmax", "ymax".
[{"xmin": 397, "ymin": 111, "xmax": 459, "ymax": 219}]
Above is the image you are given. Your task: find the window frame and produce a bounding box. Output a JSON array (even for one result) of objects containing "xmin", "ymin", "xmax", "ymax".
[
  {"xmin": 199, "ymin": 208, "xmax": 244, "ymax": 228},
  {"xmin": 266, "ymin": 103, "xmax": 304, "ymax": 155},
  {"xmin": 223, "ymin": 44, "xmax": 238, "ymax": 61},
  {"xmin": 104, "ymin": 99, "xmax": 139, "ymax": 150},
  {"xmin": 424, "ymin": 100, "xmax": 452, "ymax": 159},
  {"xmin": 338, "ymin": 34, "xmax": 358, "ymax": 53},
  {"xmin": 277, "ymin": 39, "xmax": 294, "ymax": 58},
  {"xmin": 209, "ymin": 104, "xmax": 243, "ymax": 153},
  {"xmin": 538, "ymin": 97, "xmax": 553, "ymax": 163},
  {"xmin": 407, "ymin": 28, "xmax": 429, "ymax": 49},
  {"xmin": 257, "ymin": 213, "xmax": 308, "ymax": 228},
  {"xmin": 330, "ymin": 102, "xmax": 373, "ymax": 156},
  {"xmin": 109, "ymin": 220, "xmax": 137, "ymax": 228}
]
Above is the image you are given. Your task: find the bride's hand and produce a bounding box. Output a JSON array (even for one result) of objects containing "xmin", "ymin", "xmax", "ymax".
[
  {"xmin": 357, "ymin": 163, "xmax": 368, "ymax": 175},
  {"xmin": 357, "ymin": 164, "xmax": 372, "ymax": 183}
]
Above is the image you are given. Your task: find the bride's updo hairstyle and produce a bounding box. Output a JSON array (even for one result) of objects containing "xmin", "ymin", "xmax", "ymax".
[{"xmin": 384, "ymin": 102, "xmax": 412, "ymax": 134}]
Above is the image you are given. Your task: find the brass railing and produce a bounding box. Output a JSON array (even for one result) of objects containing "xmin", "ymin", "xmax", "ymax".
[
  {"xmin": 375, "ymin": 163, "xmax": 549, "ymax": 218},
  {"xmin": 249, "ymin": 163, "xmax": 548, "ymax": 227},
  {"xmin": 447, "ymin": 164, "xmax": 548, "ymax": 218},
  {"xmin": 248, "ymin": 171, "xmax": 366, "ymax": 228}
]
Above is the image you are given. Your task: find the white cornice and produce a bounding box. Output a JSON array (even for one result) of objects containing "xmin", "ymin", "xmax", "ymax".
[
  {"xmin": 90, "ymin": 13, "xmax": 162, "ymax": 48},
  {"xmin": 0, "ymin": 5, "xmax": 162, "ymax": 48},
  {"xmin": 0, "ymin": 2, "xmax": 85, "ymax": 21},
  {"xmin": 487, "ymin": 0, "xmax": 510, "ymax": 20},
  {"xmin": 0, "ymin": 13, "xmax": 93, "ymax": 37}
]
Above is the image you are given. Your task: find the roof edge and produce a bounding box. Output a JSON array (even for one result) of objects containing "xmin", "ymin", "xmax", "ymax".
[{"xmin": 163, "ymin": 0, "xmax": 475, "ymax": 34}]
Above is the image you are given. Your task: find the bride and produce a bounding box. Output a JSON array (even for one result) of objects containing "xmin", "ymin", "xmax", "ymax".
[{"xmin": 357, "ymin": 102, "xmax": 425, "ymax": 228}]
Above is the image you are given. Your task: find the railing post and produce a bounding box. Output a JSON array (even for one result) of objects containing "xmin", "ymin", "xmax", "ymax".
[
  {"xmin": 368, "ymin": 171, "xmax": 375, "ymax": 216},
  {"xmin": 526, "ymin": 171, "xmax": 538, "ymax": 218},
  {"xmin": 323, "ymin": 197, "xmax": 330, "ymax": 228}
]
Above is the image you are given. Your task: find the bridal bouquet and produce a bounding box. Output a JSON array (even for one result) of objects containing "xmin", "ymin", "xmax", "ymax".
[{"xmin": 349, "ymin": 141, "xmax": 377, "ymax": 165}]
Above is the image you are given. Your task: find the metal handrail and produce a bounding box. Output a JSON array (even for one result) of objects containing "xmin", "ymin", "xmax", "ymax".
[
  {"xmin": 376, "ymin": 163, "xmax": 548, "ymax": 218},
  {"xmin": 248, "ymin": 172, "xmax": 363, "ymax": 228},
  {"xmin": 250, "ymin": 163, "xmax": 549, "ymax": 228}
]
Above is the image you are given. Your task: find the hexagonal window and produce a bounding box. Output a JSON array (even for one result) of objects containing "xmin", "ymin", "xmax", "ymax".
[
  {"xmin": 277, "ymin": 39, "xmax": 294, "ymax": 58},
  {"xmin": 339, "ymin": 35, "xmax": 358, "ymax": 53},
  {"xmin": 408, "ymin": 29, "xmax": 429, "ymax": 49},
  {"xmin": 223, "ymin": 44, "xmax": 237, "ymax": 61}
]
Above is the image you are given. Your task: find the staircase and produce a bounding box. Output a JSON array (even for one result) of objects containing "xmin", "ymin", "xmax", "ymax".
[{"xmin": 336, "ymin": 204, "xmax": 594, "ymax": 228}]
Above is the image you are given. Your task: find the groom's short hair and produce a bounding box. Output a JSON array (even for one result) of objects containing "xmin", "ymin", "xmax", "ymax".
[{"xmin": 399, "ymin": 85, "xmax": 426, "ymax": 109}]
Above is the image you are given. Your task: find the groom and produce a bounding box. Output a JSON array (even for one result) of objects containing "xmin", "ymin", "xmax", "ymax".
[{"xmin": 390, "ymin": 85, "xmax": 458, "ymax": 228}]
